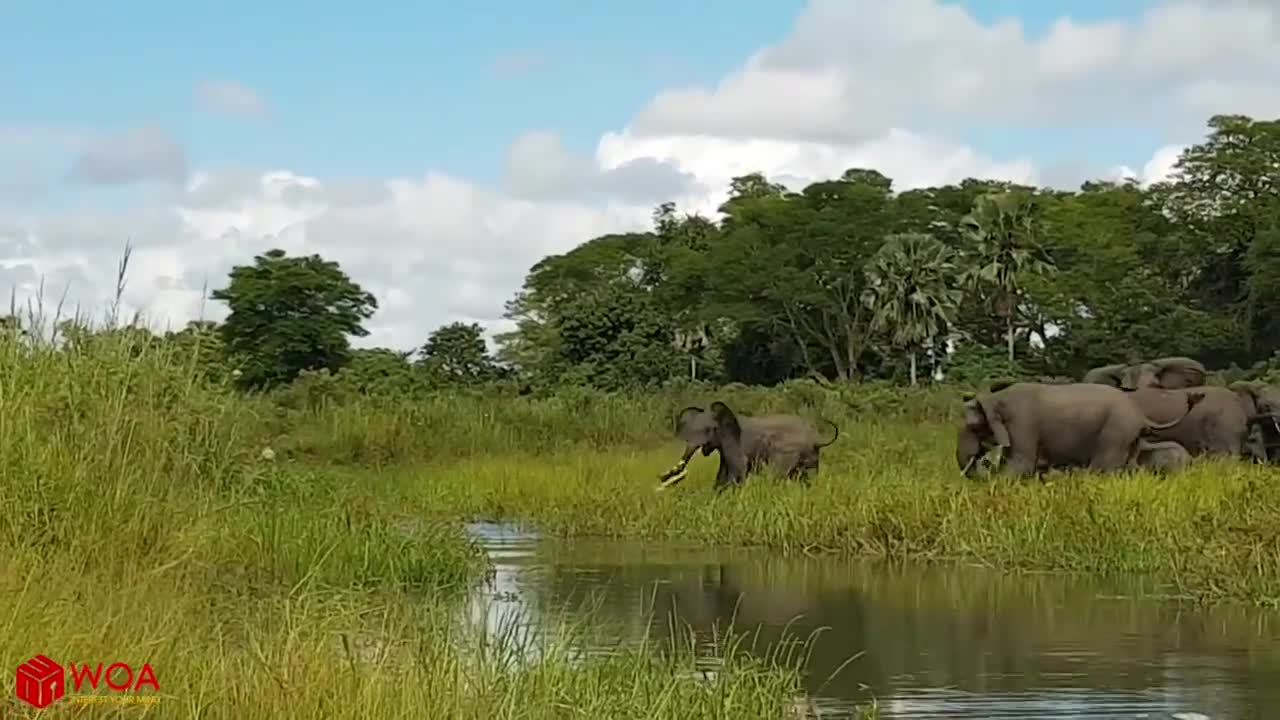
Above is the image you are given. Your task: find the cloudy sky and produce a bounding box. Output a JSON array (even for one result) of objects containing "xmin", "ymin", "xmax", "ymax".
[{"xmin": 2, "ymin": 0, "xmax": 1279, "ymax": 351}]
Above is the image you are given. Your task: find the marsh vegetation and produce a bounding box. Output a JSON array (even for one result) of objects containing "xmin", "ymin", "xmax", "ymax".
[{"xmin": 7, "ymin": 112, "xmax": 1280, "ymax": 716}]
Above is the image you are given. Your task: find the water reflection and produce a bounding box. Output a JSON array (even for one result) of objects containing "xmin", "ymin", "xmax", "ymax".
[{"xmin": 462, "ymin": 522, "xmax": 1280, "ymax": 719}]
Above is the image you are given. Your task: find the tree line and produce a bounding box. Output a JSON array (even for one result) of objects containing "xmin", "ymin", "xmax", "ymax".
[
  {"xmin": 497, "ymin": 113, "xmax": 1280, "ymax": 390},
  {"xmin": 5, "ymin": 113, "xmax": 1278, "ymax": 397}
]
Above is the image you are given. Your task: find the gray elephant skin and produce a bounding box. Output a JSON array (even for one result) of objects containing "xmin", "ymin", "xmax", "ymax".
[
  {"xmin": 1125, "ymin": 385, "xmax": 1270, "ymax": 461},
  {"xmin": 1232, "ymin": 380, "xmax": 1280, "ymax": 462},
  {"xmin": 1136, "ymin": 440, "xmax": 1193, "ymax": 474},
  {"xmin": 977, "ymin": 437, "xmax": 1193, "ymax": 477},
  {"xmin": 1246, "ymin": 414, "xmax": 1280, "ymax": 462},
  {"xmin": 659, "ymin": 401, "xmax": 839, "ymax": 491},
  {"xmin": 956, "ymin": 382, "xmax": 1203, "ymax": 479},
  {"xmin": 1082, "ymin": 356, "xmax": 1207, "ymax": 390}
]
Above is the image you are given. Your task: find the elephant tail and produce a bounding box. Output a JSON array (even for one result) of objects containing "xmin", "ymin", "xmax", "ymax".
[
  {"xmin": 815, "ymin": 417, "xmax": 839, "ymax": 448},
  {"xmin": 1144, "ymin": 390, "xmax": 1206, "ymax": 432}
]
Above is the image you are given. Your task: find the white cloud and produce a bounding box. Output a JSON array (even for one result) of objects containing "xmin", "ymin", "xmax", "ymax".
[
  {"xmin": 1110, "ymin": 143, "xmax": 1189, "ymax": 187},
  {"xmin": 489, "ymin": 49, "xmax": 548, "ymax": 79},
  {"xmin": 596, "ymin": 128, "xmax": 1037, "ymax": 216},
  {"xmin": 629, "ymin": 0, "xmax": 1280, "ymax": 141},
  {"xmin": 4, "ymin": 0, "xmax": 1273, "ymax": 355},
  {"xmin": 0, "ymin": 125, "xmax": 1035, "ymax": 351},
  {"xmin": 194, "ymin": 80, "xmax": 269, "ymax": 119},
  {"xmin": 504, "ymin": 130, "xmax": 700, "ymax": 205},
  {"xmin": 0, "ymin": 169, "xmax": 648, "ymax": 351},
  {"xmin": 66, "ymin": 126, "xmax": 188, "ymax": 187}
]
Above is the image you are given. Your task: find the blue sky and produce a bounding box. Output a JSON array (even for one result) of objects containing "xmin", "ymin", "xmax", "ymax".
[
  {"xmin": 2, "ymin": 0, "xmax": 1163, "ymax": 189},
  {"xmin": 3, "ymin": 0, "xmax": 1264, "ymax": 349}
]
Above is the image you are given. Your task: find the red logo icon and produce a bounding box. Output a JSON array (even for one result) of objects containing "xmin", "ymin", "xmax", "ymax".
[{"xmin": 16, "ymin": 654, "xmax": 65, "ymax": 709}]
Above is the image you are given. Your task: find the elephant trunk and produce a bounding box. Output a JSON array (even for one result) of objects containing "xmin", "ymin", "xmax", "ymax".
[
  {"xmin": 956, "ymin": 428, "xmax": 984, "ymax": 478},
  {"xmin": 657, "ymin": 444, "xmax": 699, "ymax": 489},
  {"xmin": 1143, "ymin": 390, "xmax": 1206, "ymax": 433}
]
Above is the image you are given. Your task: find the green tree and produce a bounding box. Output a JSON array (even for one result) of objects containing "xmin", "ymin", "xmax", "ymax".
[
  {"xmin": 1153, "ymin": 114, "xmax": 1280, "ymax": 363},
  {"xmin": 210, "ymin": 249, "xmax": 377, "ymax": 390},
  {"xmin": 554, "ymin": 283, "xmax": 680, "ymax": 390},
  {"xmin": 339, "ymin": 347, "xmax": 417, "ymax": 394},
  {"xmin": 496, "ymin": 232, "xmax": 659, "ymax": 382},
  {"xmin": 418, "ymin": 322, "xmax": 499, "ymax": 386},
  {"xmin": 959, "ymin": 190, "xmax": 1057, "ymax": 363},
  {"xmin": 707, "ymin": 169, "xmax": 896, "ymax": 381},
  {"xmin": 860, "ymin": 233, "xmax": 965, "ymax": 385},
  {"xmin": 493, "ymin": 116, "xmax": 1280, "ymax": 389}
]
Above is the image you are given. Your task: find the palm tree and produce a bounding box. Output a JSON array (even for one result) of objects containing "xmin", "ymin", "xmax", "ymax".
[
  {"xmin": 672, "ymin": 323, "xmax": 709, "ymax": 380},
  {"xmin": 861, "ymin": 233, "xmax": 965, "ymax": 385},
  {"xmin": 958, "ymin": 191, "xmax": 1057, "ymax": 363}
]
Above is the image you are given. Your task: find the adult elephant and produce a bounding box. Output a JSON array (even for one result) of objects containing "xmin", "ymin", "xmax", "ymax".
[
  {"xmin": 1082, "ymin": 356, "xmax": 1207, "ymax": 391},
  {"xmin": 657, "ymin": 401, "xmax": 839, "ymax": 492},
  {"xmin": 956, "ymin": 381, "xmax": 1203, "ymax": 479},
  {"xmin": 1124, "ymin": 386, "xmax": 1266, "ymax": 461},
  {"xmin": 1229, "ymin": 380, "xmax": 1280, "ymax": 462},
  {"xmin": 1081, "ymin": 362, "xmax": 1129, "ymax": 388},
  {"xmin": 1229, "ymin": 380, "xmax": 1280, "ymax": 417}
]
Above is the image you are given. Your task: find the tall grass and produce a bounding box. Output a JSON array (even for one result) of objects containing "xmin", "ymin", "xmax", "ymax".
[
  {"xmin": 256, "ymin": 348, "xmax": 1280, "ymax": 606},
  {"xmin": 268, "ymin": 373, "xmax": 960, "ymax": 466},
  {"xmin": 0, "ymin": 307, "xmax": 812, "ymax": 716},
  {"xmin": 370, "ymin": 427, "xmax": 1280, "ymax": 606}
]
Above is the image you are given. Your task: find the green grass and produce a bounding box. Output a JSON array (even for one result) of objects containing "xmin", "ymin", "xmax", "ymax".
[
  {"xmin": 0, "ymin": 329, "xmax": 824, "ymax": 718},
  {"xmin": 8, "ymin": 296, "xmax": 1279, "ymax": 718},
  {"xmin": 371, "ymin": 426, "xmax": 1280, "ymax": 606},
  {"xmin": 261, "ymin": 350, "xmax": 1280, "ymax": 607}
]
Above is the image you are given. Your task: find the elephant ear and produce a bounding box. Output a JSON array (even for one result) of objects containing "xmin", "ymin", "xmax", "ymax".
[
  {"xmin": 1151, "ymin": 356, "xmax": 1207, "ymax": 388},
  {"xmin": 1082, "ymin": 363, "xmax": 1127, "ymax": 387},
  {"xmin": 709, "ymin": 401, "xmax": 742, "ymax": 445},
  {"xmin": 962, "ymin": 396, "xmax": 1011, "ymax": 448},
  {"xmin": 675, "ymin": 406, "xmax": 704, "ymax": 430},
  {"xmin": 1229, "ymin": 381, "xmax": 1266, "ymax": 413},
  {"xmin": 1120, "ymin": 363, "xmax": 1158, "ymax": 390}
]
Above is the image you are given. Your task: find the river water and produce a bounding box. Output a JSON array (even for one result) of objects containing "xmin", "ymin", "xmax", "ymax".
[{"xmin": 461, "ymin": 521, "xmax": 1280, "ymax": 719}]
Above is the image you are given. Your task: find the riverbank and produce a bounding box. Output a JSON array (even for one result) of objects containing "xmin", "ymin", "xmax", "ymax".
[
  {"xmin": 224, "ymin": 364, "xmax": 1280, "ymax": 607},
  {"xmin": 372, "ymin": 434, "xmax": 1280, "ymax": 607},
  {"xmin": 0, "ymin": 336, "xmax": 816, "ymax": 718},
  {"xmin": 277, "ymin": 378, "xmax": 1280, "ymax": 608},
  {"xmin": 6, "ymin": 326, "xmax": 1278, "ymax": 716}
]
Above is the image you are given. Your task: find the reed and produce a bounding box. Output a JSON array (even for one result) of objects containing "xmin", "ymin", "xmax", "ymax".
[
  {"xmin": 0, "ymin": 308, "xmax": 814, "ymax": 717},
  {"xmin": 380, "ymin": 436, "xmax": 1280, "ymax": 606}
]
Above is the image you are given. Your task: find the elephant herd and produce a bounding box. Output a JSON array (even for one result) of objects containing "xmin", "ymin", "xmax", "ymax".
[
  {"xmin": 652, "ymin": 357, "xmax": 1280, "ymax": 492},
  {"xmin": 957, "ymin": 356, "xmax": 1280, "ymax": 479}
]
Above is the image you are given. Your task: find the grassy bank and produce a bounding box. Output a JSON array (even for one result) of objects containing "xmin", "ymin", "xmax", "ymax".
[
  {"xmin": 263, "ymin": 360, "xmax": 1280, "ymax": 606},
  {"xmin": 268, "ymin": 373, "xmax": 960, "ymax": 466},
  {"xmin": 7, "ymin": 318, "xmax": 1276, "ymax": 717},
  {"xmin": 0, "ymin": 332, "xmax": 817, "ymax": 718},
  {"xmin": 364, "ymin": 422, "xmax": 1280, "ymax": 607}
]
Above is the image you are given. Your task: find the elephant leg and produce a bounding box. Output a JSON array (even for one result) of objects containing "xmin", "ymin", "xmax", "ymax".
[
  {"xmin": 712, "ymin": 456, "xmax": 742, "ymax": 492},
  {"xmin": 1091, "ymin": 417, "xmax": 1137, "ymax": 472},
  {"xmin": 988, "ymin": 411, "xmax": 1041, "ymax": 478},
  {"xmin": 1194, "ymin": 415, "xmax": 1237, "ymax": 456},
  {"xmin": 767, "ymin": 450, "xmax": 799, "ymax": 477},
  {"xmin": 1245, "ymin": 424, "xmax": 1269, "ymax": 462},
  {"xmin": 998, "ymin": 430, "xmax": 1039, "ymax": 477},
  {"xmin": 790, "ymin": 450, "xmax": 818, "ymax": 486}
]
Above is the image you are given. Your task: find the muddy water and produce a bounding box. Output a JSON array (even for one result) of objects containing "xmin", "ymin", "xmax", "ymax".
[{"xmin": 462, "ymin": 521, "xmax": 1280, "ymax": 719}]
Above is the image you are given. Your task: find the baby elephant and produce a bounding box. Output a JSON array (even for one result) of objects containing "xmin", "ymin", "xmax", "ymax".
[
  {"xmin": 657, "ymin": 401, "xmax": 839, "ymax": 492},
  {"xmin": 1135, "ymin": 439, "xmax": 1193, "ymax": 474},
  {"xmin": 975, "ymin": 438, "xmax": 1192, "ymax": 478}
]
